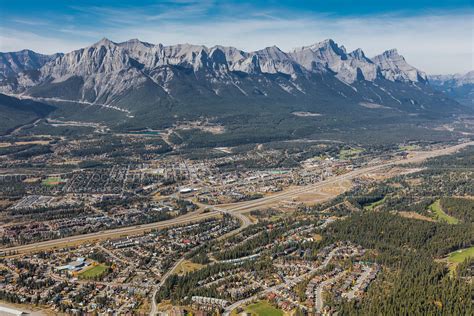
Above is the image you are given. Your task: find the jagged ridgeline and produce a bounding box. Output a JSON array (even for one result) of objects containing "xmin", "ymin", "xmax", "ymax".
[
  {"xmin": 428, "ymin": 71, "xmax": 474, "ymax": 108},
  {"xmin": 0, "ymin": 38, "xmax": 471, "ymax": 142}
]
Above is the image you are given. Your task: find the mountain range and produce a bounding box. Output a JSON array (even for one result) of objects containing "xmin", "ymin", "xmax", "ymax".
[
  {"xmin": 0, "ymin": 38, "xmax": 471, "ymax": 143},
  {"xmin": 0, "ymin": 38, "xmax": 429, "ymax": 96},
  {"xmin": 428, "ymin": 71, "xmax": 473, "ymax": 108}
]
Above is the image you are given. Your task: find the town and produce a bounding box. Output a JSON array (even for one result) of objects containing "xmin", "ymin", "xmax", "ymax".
[{"xmin": 0, "ymin": 127, "xmax": 472, "ymax": 315}]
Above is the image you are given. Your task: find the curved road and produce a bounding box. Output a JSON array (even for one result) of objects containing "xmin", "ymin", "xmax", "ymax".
[
  {"xmin": 149, "ymin": 210, "xmax": 252, "ymax": 316},
  {"xmin": 223, "ymin": 246, "xmax": 348, "ymax": 315},
  {"xmin": 149, "ymin": 257, "xmax": 185, "ymax": 316},
  {"xmin": 2, "ymin": 141, "xmax": 472, "ymax": 256}
]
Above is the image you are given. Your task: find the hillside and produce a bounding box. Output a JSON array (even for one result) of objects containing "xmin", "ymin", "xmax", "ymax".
[
  {"xmin": 0, "ymin": 39, "xmax": 471, "ymax": 144},
  {"xmin": 0, "ymin": 94, "xmax": 56, "ymax": 135},
  {"xmin": 429, "ymin": 71, "xmax": 474, "ymax": 108}
]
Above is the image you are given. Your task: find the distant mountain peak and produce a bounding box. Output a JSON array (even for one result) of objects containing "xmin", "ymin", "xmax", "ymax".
[
  {"xmin": 349, "ymin": 48, "xmax": 367, "ymax": 59},
  {"xmin": 0, "ymin": 37, "xmax": 465, "ymax": 130},
  {"xmin": 120, "ymin": 38, "xmax": 154, "ymax": 47},
  {"xmin": 300, "ymin": 39, "xmax": 345, "ymax": 55},
  {"xmin": 0, "ymin": 38, "xmax": 431, "ymax": 100},
  {"xmin": 93, "ymin": 37, "xmax": 116, "ymax": 47},
  {"xmin": 0, "ymin": 49, "xmax": 61, "ymax": 81},
  {"xmin": 319, "ymin": 38, "xmax": 337, "ymax": 47},
  {"xmin": 428, "ymin": 70, "xmax": 474, "ymax": 107},
  {"xmin": 382, "ymin": 48, "xmax": 399, "ymax": 57},
  {"xmin": 372, "ymin": 48, "xmax": 426, "ymax": 83}
]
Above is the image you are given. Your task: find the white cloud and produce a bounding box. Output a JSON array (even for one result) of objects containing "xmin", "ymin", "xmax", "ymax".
[
  {"xmin": 1, "ymin": 11, "xmax": 472, "ymax": 74},
  {"xmin": 0, "ymin": 29, "xmax": 90, "ymax": 54}
]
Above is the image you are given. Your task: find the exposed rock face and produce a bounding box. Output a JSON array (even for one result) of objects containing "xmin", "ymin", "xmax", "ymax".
[
  {"xmin": 372, "ymin": 49, "xmax": 427, "ymax": 83},
  {"xmin": 428, "ymin": 71, "xmax": 474, "ymax": 107},
  {"xmin": 1, "ymin": 38, "xmax": 461, "ymax": 119},
  {"xmin": 0, "ymin": 49, "xmax": 61, "ymax": 80},
  {"xmin": 1, "ymin": 38, "xmax": 427, "ymax": 86}
]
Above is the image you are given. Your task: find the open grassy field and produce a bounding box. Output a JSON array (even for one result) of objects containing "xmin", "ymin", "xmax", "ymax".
[
  {"xmin": 429, "ymin": 200, "xmax": 459, "ymax": 224},
  {"xmin": 340, "ymin": 148, "xmax": 364, "ymax": 159},
  {"xmin": 42, "ymin": 176, "xmax": 64, "ymax": 186},
  {"xmin": 443, "ymin": 246, "xmax": 474, "ymax": 274},
  {"xmin": 79, "ymin": 264, "xmax": 109, "ymax": 279},
  {"xmin": 244, "ymin": 301, "xmax": 283, "ymax": 316},
  {"xmin": 399, "ymin": 144, "xmax": 419, "ymax": 151},
  {"xmin": 448, "ymin": 246, "xmax": 474, "ymax": 263},
  {"xmin": 365, "ymin": 197, "xmax": 386, "ymax": 211}
]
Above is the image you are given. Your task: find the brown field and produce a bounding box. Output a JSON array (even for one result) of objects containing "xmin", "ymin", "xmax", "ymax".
[
  {"xmin": 0, "ymin": 200, "xmax": 12, "ymax": 209},
  {"xmin": 156, "ymin": 301, "xmax": 194, "ymax": 315},
  {"xmin": 16, "ymin": 140, "xmax": 51, "ymax": 145},
  {"xmin": 173, "ymin": 260, "xmax": 205, "ymax": 275},
  {"xmin": 361, "ymin": 167, "xmax": 415, "ymax": 181},
  {"xmin": 320, "ymin": 179, "xmax": 352, "ymax": 195},
  {"xmin": 453, "ymin": 195, "xmax": 474, "ymax": 200},
  {"xmin": 295, "ymin": 180, "xmax": 352, "ymax": 204},
  {"xmin": 0, "ymin": 140, "xmax": 51, "ymax": 147},
  {"xmin": 152, "ymin": 192, "xmax": 166, "ymax": 201},
  {"xmin": 313, "ymin": 234, "xmax": 323, "ymax": 241},
  {"xmin": 53, "ymin": 160, "xmax": 81, "ymax": 165},
  {"xmin": 406, "ymin": 178, "xmax": 423, "ymax": 186},
  {"xmin": 23, "ymin": 177, "xmax": 41, "ymax": 183},
  {"xmin": 295, "ymin": 192, "xmax": 331, "ymax": 204},
  {"xmin": 397, "ymin": 211, "xmax": 435, "ymax": 222},
  {"xmin": 135, "ymin": 298, "xmax": 150, "ymax": 315}
]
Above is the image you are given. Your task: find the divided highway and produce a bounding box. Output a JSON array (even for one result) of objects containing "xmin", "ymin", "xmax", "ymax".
[{"xmin": 2, "ymin": 141, "xmax": 473, "ymax": 256}]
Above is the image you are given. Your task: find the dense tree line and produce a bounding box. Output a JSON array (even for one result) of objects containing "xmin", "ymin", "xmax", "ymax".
[
  {"xmin": 423, "ymin": 145, "xmax": 474, "ymax": 169},
  {"xmin": 157, "ymin": 260, "xmax": 274, "ymax": 304},
  {"xmin": 456, "ymin": 257, "xmax": 473, "ymax": 278},
  {"xmin": 324, "ymin": 212, "xmax": 473, "ymax": 315},
  {"xmin": 213, "ymin": 224, "xmax": 290, "ymax": 260},
  {"xmin": 336, "ymin": 256, "xmax": 472, "ymax": 315},
  {"xmin": 440, "ymin": 197, "xmax": 474, "ymax": 223},
  {"xmin": 326, "ymin": 212, "xmax": 473, "ymax": 260}
]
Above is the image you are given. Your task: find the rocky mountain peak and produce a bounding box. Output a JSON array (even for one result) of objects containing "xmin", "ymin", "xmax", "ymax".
[
  {"xmin": 0, "ymin": 38, "xmax": 433, "ymax": 100},
  {"xmin": 373, "ymin": 49, "xmax": 427, "ymax": 83},
  {"xmin": 93, "ymin": 37, "xmax": 116, "ymax": 47},
  {"xmin": 381, "ymin": 48, "xmax": 400, "ymax": 58},
  {"xmin": 349, "ymin": 48, "xmax": 370, "ymax": 61}
]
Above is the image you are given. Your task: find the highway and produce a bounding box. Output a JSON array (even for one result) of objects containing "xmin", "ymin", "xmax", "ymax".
[
  {"xmin": 2, "ymin": 140, "xmax": 473, "ymax": 256},
  {"xmin": 220, "ymin": 140, "xmax": 474, "ymax": 214},
  {"xmin": 1, "ymin": 211, "xmax": 221, "ymax": 255}
]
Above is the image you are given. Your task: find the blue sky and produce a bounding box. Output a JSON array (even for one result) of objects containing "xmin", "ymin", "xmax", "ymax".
[{"xmin": 0, "ymin": 0, "xmax": 472, "ymax": 74}]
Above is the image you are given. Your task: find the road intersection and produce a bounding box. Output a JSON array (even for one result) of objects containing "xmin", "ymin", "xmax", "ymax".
[{"xmin": 2, "ymin": 141, "xmax": 472, "ymax": 256}]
